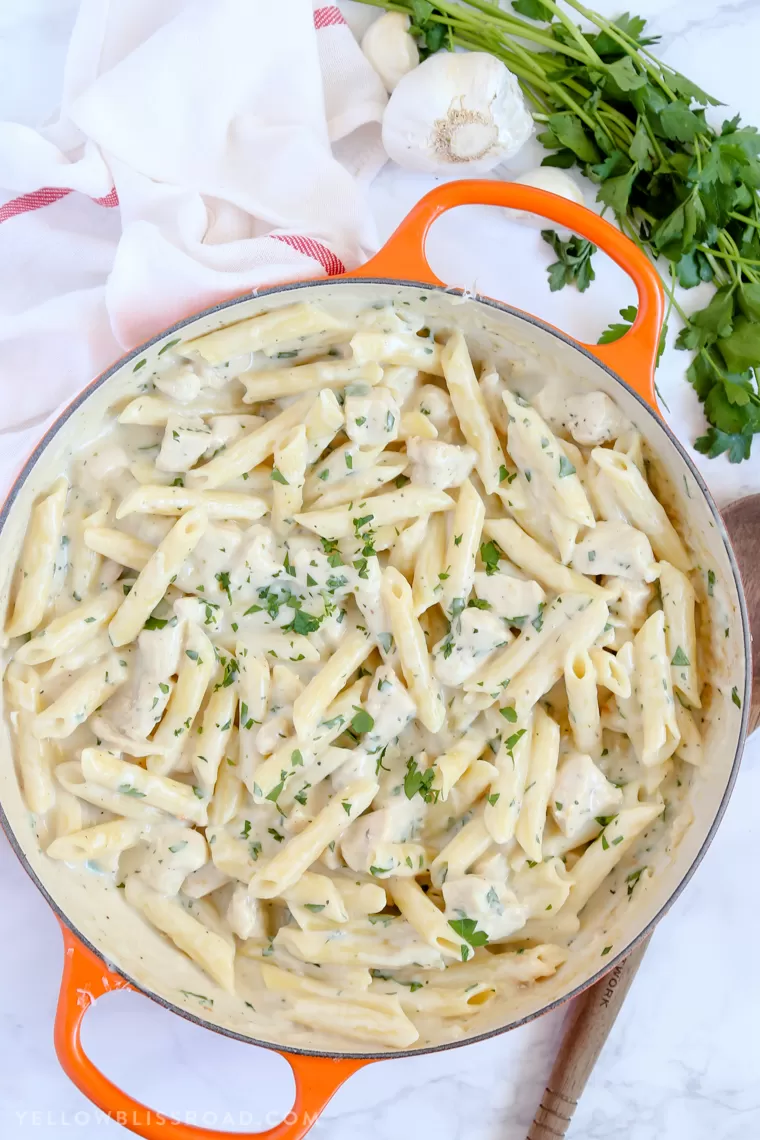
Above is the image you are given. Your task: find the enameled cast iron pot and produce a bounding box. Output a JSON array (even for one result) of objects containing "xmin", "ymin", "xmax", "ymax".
[{"xmin": 0, "ymin": 183, "xmax": 750, "ymax": 1139}]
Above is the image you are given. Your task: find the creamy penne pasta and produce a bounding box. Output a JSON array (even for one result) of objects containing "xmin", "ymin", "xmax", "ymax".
[{"xmin": 2, "ymin": 300, "xmax": 706, "ymax": 1051}]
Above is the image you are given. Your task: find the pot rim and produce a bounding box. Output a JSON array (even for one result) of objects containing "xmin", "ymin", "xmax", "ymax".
[{"xmin": 0, "ymin": 276, "xmax": 751, "ymax": 1061}]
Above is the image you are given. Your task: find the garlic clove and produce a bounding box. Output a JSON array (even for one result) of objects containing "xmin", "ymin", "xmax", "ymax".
[
  {"xmin": 361, "ymin": 12, "xmax": 420, "ymax": 94},
  {"xmin": 507, "ymin": 167, "xmax": 586, "ymax": 236},
  {"xmin": 382, "ymin": 51, "xmax": 534, "ymax": 175}
]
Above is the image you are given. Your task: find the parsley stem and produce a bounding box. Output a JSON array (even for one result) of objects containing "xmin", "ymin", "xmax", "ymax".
[
  {"xmin": 516, "ymin": 0, "xmax": 605, "ymax": 66},
  {"xmin": 560, "ymin": 0, "xmax": 677, "ymax": 100},
  {"xmin": 441, "ymin": 0, "xmax": 603, "ymax": 64}
]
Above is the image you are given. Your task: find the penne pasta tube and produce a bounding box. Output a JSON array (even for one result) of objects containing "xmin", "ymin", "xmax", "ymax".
[
  {"xmin": 424, "ymin": 759, "xmax": 497, "ymax": 836},
  {"xmin": 108, "ymin": 509, "xmax": 207, "ymax": 647},
  {"xmin": 147, "ymin": 624, "xmax": 216, "ymax": 776},
  {"xmin": 465, "ymin": 591, "xmax": 593, "ymax": 696},
  {"xmin": 55, "ymin": 760, "xmax": 165, "ymax": 822},
  {"xmin": 440, "ymin": 331, "xmax": 506, "ymax": 493},
  {"xmin": 83, "ymin": 527, "xmax": 154, "ymax": 572},
  {"xmin": 589, "ymin": 448, "xmax": 691, "ymax": 571},
  {"xmin": 674, "ymin": 701, "xmax": 703, "ymax": 766},
  {"xmin": 275, "ymin": 921, "xmax": 444, "ymax": 970},
  {"xmin": 32, "ymin": 653, "xmax": 128, "ymax": 740},
  {"xmin": 118, "ymin": 396, "xmax": 248, "ymax": 426},
  {"xmin": 589, "ymin": 647, "xmax": 631, "ymax": 699},
  {"xmin": 206, "ymin": 827, "xmax": 261, "ymax": 881},
  {"xmin": 46, "ymin": 630, "xmax": 113, "ymax": 681},
  {"xmin": 658, "ymin": 560, "xmax": 700, "ymax": 707},
  {"xmin": 116, "ymin": 486, "xmax": 267, "ymax": 522},
  {"xmin": 271, "ymin": 425, "xmax": 307, "ymax": 537},
  {"xmin": 382, "ymin": 566, "xmax": 445, "ymax": 732},
  {"xmin": 389, "ymin": 515, "xmax": 428, "ymax": 578},
  {"xmin": 399, "ymin": 410, "xmax": 438, "ymax": 440},
  {"xmin": 287, "ymin": 994, "xmax": 418, "ymax": 1049},
  {"xmin": 634, "ymin": 610, "xmax": 680, "ymax": 767},
  {"xmin": 47, "ymin": 818, "xmax": 144, "ymax": 863},
  {"xmin": 484, "ymin": 713, "xmax": 534, "ymax": 844},
  {"xmin": 388, "ymin": 877, "xmax": 468, "ymax": 960},
  {"xmin": 433, "ymin": 732, "xmax": 488, "ymax": 801},
  {"xmin": 186, "ymin": 684, "xmax": 237, "ymax": 796},
  {"xmin": 439, "ymin": 479, "xmax": 485, "ymax": 619},
  {"xmin": 282, "ymin": 872, "xmax": 349, "ymax": 924},
  {"xmin": 430, "ymin": 816, "xmax": 492, "ymax": 886},
  {"xmin": 241, "ymin": 360, "xmax": 382, "ymax": 403},
  {"xmin": 182, "ymin": 862, "xmax": 231, "ymax": 899},
  {"xmin": 514, "ymin": 706, "xmax": 560, "ymax": 862},
  {"xmin": 185, "ymin": 302, "xmax": 345, "ymax": 363},
  {"xmin": 332, "ymin": 879, "xmax": 387, "ymax": 917},
  {"xmin": 351, "ymin": 330, "xmax": 444, "ymax": 375},
  {"xmin": 207, "ymin": 750, "xmax": 244, "ymax": 827},
  {"xmin": 188, "ymin": 394, "xmax": 313, "ymax": 490},
  {"xmin": 564, "ymin": 649, "xmax": 602, "ymax": 757},
  {"xmin": 372, "ymin": 977, "xmax": 496, "ymax": 1019},
  {"xmin": 295, "ymin": 487, "xmax": 454, "ymax": 540},
  {"xmin": 412, "ymin": 512, "xmax": 446, "ymax": 615},
  {"xmin": 125, "ymin": 875, "xmax": 235, "ymax": 992},
  {"xmin": 506, "ymin": 598, "xmax": 609, "ymax": 719},
  {"xmin": 5, "ymin": 662, "xmax": 55, "ymax": 813},
  {"xmin": 503, "ymin": 389, "xmax": 595, "ymax": 529},
  {"xmin": 6, "ymin": 478, "xmax": 68, "ymax": 637},
  {"xmin": 14, "ymin": 587, "xmax": 122, "ymax": 666},
  {"xmin": 303, "ymin": 389, "xmax": 344, "ymax": 464},
  {"xmin": 248, "ymin": 780, "xmax": 378, "ymax": 898},
  {"xmin": 311, "ymin": 457, "xmax": 408, "ymax": 511},
  {"xmin": 292, "ymin": 631, "xmax": 372, "ymax": 741},
  {"xmin": 81, "ymin": 748, "xmax": 207, "ymax": 826},
  {"xmin": 566, "ymin": 803, "xmax": 664, "ymax": 915},
  {"xmin": 482, "ymin": 518, "xmax": 614, "ymax": 601}
]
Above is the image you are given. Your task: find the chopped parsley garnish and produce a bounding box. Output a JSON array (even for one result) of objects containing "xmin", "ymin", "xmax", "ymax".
[
  {"xmin": 144, "ymin": 615, "xmax": 168, "ymax": 631},
  {"xmin": 118, "ymin": 784, "xmax": 145, "ymax": 797},
  {"xmin": 448, "ymin": 917, "xmax": 489, "ymax": 959},
  {"xmin": 351, "ymin": 707, "xmax": 374, "ymax": 734},
  {"xmin": 480, "ymin": 540, "xmax": 501, "ymax": 575},
  {"xmin": 215, "ymin": 570, "xmax": 232, "ymax": 603},
  {"xmin": 403, "ymin": 757, "xmax": 439, "ymax": 803}
]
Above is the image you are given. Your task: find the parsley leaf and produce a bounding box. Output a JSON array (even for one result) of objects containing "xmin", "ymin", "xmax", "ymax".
[{"xmin": 541, "ymin": 230, "xmax": 597, "ymax": 293}]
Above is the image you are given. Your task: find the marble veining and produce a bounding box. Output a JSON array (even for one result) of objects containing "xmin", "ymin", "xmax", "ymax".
[{"xmin": 1, "ymin": 0, "xmax": 760, "ymax": 1136}]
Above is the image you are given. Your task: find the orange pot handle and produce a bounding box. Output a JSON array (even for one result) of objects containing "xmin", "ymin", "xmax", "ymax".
[
  {"xmin": 54, "ymin": 925, "xmax": 371, "ymax": 1140},
  {"xmin": 348, "ymin": 180, "xmax": 664, "ymax": 411}
]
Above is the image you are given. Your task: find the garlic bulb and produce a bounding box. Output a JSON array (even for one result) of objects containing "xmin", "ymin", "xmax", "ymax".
[
  {"xmin": 507, "ymin": 167, "xmax": 586, "ymax": 235},
  {"xmin": 382, "ymin": 52, "xmax": 533, "ymax": 175},
  {"xmin": 361, "ymin": 13, "xmax": 419, "ymax": 94}
]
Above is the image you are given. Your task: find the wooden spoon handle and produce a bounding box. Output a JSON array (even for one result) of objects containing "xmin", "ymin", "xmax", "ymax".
[{"xmin": 526, "ymin": 934, "xmax": 652, "ymax": 1139}]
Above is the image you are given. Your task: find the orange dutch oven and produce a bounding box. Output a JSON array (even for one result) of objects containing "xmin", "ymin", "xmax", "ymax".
[{"xmin": 0, "ymin": 182, "xmax": 749, "ymax": 1139}]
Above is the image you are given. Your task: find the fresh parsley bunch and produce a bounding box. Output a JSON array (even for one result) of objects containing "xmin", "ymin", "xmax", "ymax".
[{"xmin": 358, "ymin": 0, "xmax": 760, "ymax": 461}]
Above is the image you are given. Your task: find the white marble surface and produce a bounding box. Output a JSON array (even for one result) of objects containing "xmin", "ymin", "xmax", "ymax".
[{"xmin": 1, "ymin": 1, "xmax": 760, "ymax": 1138}]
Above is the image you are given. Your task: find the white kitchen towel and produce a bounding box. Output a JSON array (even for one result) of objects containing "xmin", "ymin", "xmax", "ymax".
[{"xmin": 0, "ymin": 0, "xmax": 387, "ymax": 435}]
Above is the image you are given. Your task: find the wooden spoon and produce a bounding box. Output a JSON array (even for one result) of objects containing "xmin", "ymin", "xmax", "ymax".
[{"xmin": 527, "ymin": 494, "xmax": 760, "ymax": 1140}]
